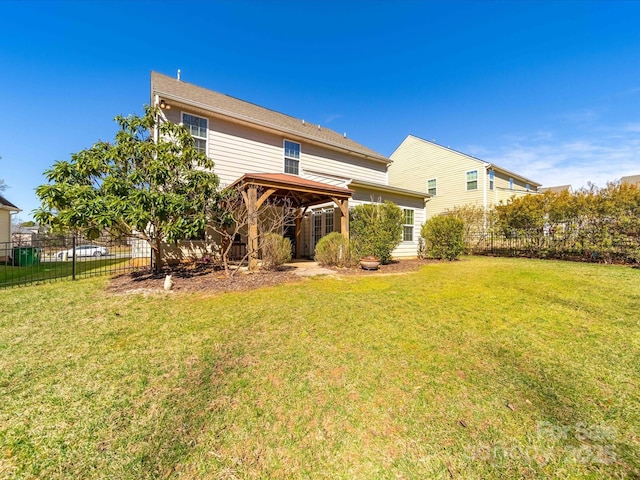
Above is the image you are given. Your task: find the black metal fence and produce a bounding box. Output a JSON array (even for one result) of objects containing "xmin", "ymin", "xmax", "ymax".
[
  {"xmin": 1, "ymin": 233, "xmax": 152, "ymax": 289},
  {"xmin": 466, "ymin": 232, "xmax": 640, "ymax": 264}
]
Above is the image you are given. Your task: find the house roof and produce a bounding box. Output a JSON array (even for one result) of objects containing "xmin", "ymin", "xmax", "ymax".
[
  {"xmin": 402, "ymin": 135, "xmax": 542, "ymax": 187},
  {"xmin": 151, "ymin": 71, "xmax": 390, "ymax": 164},
  {"xmin": 540, "ymin": 185, "xmax": 572, "ymax": 194},
  {"xmin": 0, "ymin": 194, "xmax": 20, "ymax": 212},
  {"xmin": 621, "ymin": 174, "xmax": 640, "ymax": 186}
]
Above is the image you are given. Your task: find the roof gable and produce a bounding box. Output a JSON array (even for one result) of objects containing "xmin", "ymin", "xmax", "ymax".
[
  {"xmin": 151, "ymin": 71, "xmax": 389, "ymax": 164},
  {"xmin": 400, "ymin": 135, "xmax": 542, "ymax": 187}
]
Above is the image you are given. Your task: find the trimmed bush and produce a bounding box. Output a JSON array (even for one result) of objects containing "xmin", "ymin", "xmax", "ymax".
[
  {"xmin": 314, "ymin": 232, "xmax": 354, "ymax": 267},
  {"xmin": 421, "ymin": 215, "xmax": 464, "ymax": 260},
  {"xmin": 261, "ymin": 233, "xmax": 292, "ymax": 270},
  {"xmin": 350, "ymin": 201, "xmax": 403, "ymax": 264}
]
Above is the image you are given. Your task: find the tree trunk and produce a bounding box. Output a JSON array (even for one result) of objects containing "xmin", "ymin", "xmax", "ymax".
[{"xmin": 153, "ymin": 237, "xmax": 164, "ymax": 273}]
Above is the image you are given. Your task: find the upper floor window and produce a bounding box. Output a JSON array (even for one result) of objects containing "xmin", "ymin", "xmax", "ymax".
[
  {"xmin": 182, "ymin": 113, "xmax": 208, "ymax": 154},
  {"xmin": 466, "ymin": 170, "xmax": 478, "ymax": 191},
  {"xmin": 402, "ymin": 209, "xmax": 414, "ymax": 242},
  {"xmin": 526, "ymin": 183, "xmax": 531, "ymax": 192},
  {"xmin": 427, "ymin": 178, "xmax": 437, "ymax": 196},
  {"xmin": 509, "ymin": 178, "xmax": 514, "ymax": 190},
  {"xmin": 489, "ymin": 170, "xmax": 494, "ymax": 190},
  {"xmin": 284, "ymin": 140, "xmax": 300, "ymax": 175}
]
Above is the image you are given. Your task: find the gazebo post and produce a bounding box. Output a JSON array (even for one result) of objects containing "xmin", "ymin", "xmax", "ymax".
[
  {"xmin": 242, "ymin": 185, "xmax": 278, "ymax": 272},
  {"xmin": 244, "ymin": 186, "xmax": 260, "ymax": 271},
  {"xmin": 332, "ymin": 197, "xmax": 349, "ymax": 239}
]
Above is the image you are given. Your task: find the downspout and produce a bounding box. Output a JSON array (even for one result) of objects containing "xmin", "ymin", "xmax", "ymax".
[
  {"xmin": 9, "ymin": 210, "xmax": 21, "ymax": 252},
  {"xmin": 9, "ymin": 210, "xmax": 20, "ymax": 236}
]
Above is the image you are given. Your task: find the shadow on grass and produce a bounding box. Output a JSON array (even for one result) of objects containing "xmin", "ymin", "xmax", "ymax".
[{"xmin": 126, "ymin": 344, "xmax": 246, "ymax": 476}]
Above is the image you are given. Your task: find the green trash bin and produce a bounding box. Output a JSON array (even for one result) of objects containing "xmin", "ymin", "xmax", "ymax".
[{"xmin": 12, "ymin": 247, "xmax": 40, "ymax": 267}]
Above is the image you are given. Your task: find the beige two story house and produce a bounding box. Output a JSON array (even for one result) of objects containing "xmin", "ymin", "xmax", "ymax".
[
  {"xmin": 388, "ymin": 135, "xmax": 541, "ymax": 220},
  {"xmin": 151, "ymin": 72, "xmax": 427, "ymax": 262}
]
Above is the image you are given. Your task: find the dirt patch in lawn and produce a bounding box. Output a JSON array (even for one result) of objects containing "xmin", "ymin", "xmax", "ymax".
[{"xmin": 106, "ymin": 258, "xmax": 432, "ymax": 295}]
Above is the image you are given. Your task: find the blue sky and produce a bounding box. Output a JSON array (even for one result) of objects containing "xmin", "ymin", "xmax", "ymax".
[{"xmin": 1, "ymin": 0, "xmax": 639, "ymax": 221}]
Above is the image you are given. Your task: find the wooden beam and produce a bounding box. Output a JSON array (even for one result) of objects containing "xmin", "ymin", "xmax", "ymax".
[
  {"xmin": 331, "ymin": 197, "xmax": 349, "ymax": 240},
  {"xmin": 256, "ymin": 188, "xmax": 277, "ymax": 209}
]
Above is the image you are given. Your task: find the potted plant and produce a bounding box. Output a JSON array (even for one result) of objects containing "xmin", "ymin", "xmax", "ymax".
[{"xmin": 359, "ymin": 255, "xmax": 381, "ymax": 270}]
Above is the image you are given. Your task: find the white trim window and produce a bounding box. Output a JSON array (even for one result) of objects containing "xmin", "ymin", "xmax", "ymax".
[
  {"xmin": 324, "ymin": 209, "xmax": 334, "ymax": 233},
  {"xmin": 489, "ymin": 170, "xmax": 495, "ymax": 190},
  {"xmin": 182, "ymin": 113, "xmax": 208, "ymax": 154},
  {"xmin": 427, "ymin": 178, "xmax": 437, "ymax": 196},
  {"xmin": 284, "ymin": 140, "xmax": 300, "ymax": 175},
  {"xmin": 402, "ymin": 208, "xmax": 414, "ymax": 242},
  {"xmin": 466, "ymin": 170, "xmax": 478, "ymax": 191}
]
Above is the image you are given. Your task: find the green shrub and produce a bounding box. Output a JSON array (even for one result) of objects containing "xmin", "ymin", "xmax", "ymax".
[
  {"xmin": 421, "ymin": 215, "xmax": 465, "ymax": 260},
  {"xmin": 350, "ymin": 201, "xmax": 403, "ymax": 264},
  {"xmin": 314, "ymin": 232, "xmax": 355, "ymax": 267},
  {"xmin": 261, "ymin": 233, "xmax": 292, "ymax": 270}
]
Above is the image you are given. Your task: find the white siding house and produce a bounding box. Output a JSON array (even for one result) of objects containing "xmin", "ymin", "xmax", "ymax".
[{"xmin": 151, "ymin": 72, "xmax": 427, "ymax": 260}]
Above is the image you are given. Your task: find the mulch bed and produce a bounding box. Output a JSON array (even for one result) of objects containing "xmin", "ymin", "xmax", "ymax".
[{"xmin": 107, "ymin": 258, "xmax": 431, "ymax": 295}]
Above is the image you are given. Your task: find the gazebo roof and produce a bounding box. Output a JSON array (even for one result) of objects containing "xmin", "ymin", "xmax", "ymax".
[{"xmin": 228, "ymin": 173, "xmax": 353, "ymax": 208}]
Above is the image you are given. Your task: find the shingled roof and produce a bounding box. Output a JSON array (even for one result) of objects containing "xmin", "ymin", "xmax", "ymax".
[
  {"xmin": 0, "ymin": 194, "xmax": 20, "ymax": 211},
  {"xmin": 151, "ymin": 71, "xmax": 390, "ymax": 164}
]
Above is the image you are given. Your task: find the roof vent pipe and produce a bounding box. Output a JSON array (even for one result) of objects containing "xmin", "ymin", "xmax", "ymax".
[
  {"xmin": 177, "ymin": 69, "xmax": 181, "ymax": 81},
  {"xmin": 343, "ymin": 132, "xmax": 347, "ymax": 138},
  {"xmin": 302, "ymin": 119, "xmax": 305, "ymax": 125}
]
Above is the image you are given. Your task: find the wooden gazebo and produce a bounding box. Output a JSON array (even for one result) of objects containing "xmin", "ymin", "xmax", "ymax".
[{"xmin": 228, "ymin": 173, "xmax": 353, "ymax": 271}]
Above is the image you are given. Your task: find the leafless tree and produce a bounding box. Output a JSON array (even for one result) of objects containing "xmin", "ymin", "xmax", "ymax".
[{"xmin": 209, "ymin": 186, "xmax": 299, "ymax": 276}]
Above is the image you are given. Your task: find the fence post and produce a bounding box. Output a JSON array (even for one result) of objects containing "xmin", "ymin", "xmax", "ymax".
[{"xmin": 72, "ymin": 235, "xmax": 77, "ymax": 281}]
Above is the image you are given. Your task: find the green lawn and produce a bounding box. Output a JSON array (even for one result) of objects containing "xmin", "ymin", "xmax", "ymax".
[{"xmin": 0, "ymin": 257, "xmax": 638, "ymax": 479}]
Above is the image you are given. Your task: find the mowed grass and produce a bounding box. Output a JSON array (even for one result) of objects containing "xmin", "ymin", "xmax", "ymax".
[{"xmin": 0, "ymin": 257, "xmax": 638, "ymax": 479}]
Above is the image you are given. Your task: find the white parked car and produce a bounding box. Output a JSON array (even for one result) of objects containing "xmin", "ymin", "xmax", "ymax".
[{"xmin": 56, "ymin": 245, "xmax": 109, "ymax": 259}]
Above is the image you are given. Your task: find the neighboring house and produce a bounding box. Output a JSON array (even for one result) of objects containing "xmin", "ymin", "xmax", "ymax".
[
  {"xmin": 151, "ymin": 71, "xmax": 427, "ymax": 263},
  {"xmin": 11, "ymin": 224, "xmax": 40, "ymax": 246},
  {"xmin": 621, "ymin": 174, "xmax": 640, "ymax": 187},
  {"xmin": 388, "ymin": 135, "xmax": 541, "ymax": 220},
  {"xmin": 0, "ymin": 194, "xmax": 20, "ymax": 260}
]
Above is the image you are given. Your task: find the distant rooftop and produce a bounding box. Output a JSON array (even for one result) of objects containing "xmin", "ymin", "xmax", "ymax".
[
  {"xmin": 621, "ymin": 174, "xmax": 640, "ymax": 186},
  {"xmin": 539, "ymin": 185, "xmax": 572, "ymax": 194}
]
